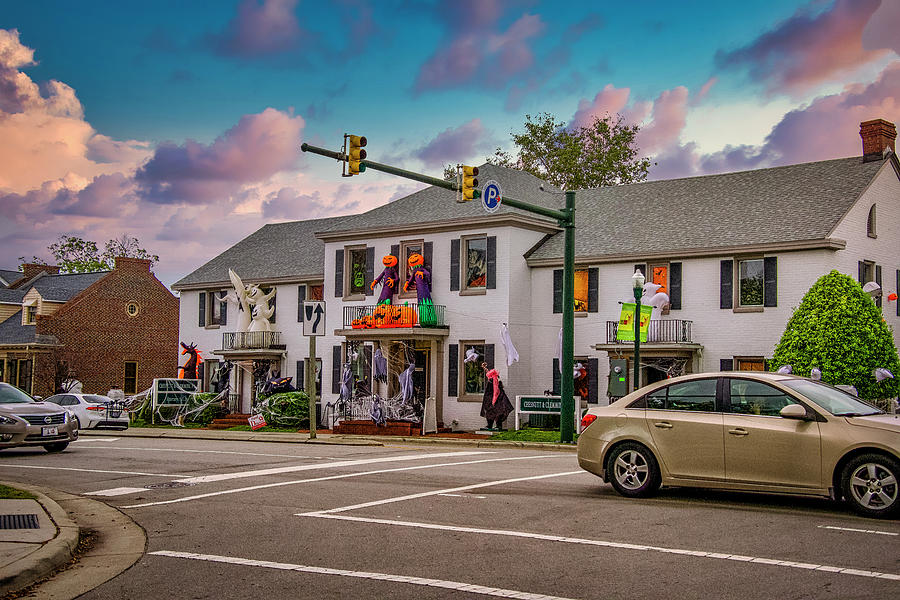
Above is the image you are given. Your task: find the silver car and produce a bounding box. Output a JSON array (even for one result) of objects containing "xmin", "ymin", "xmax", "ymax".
[
  {"xmin": 0, "ymin": 382, "xmax": 79, "ymax": 452},
  {"xmin": 45, "ymin": 393, "xmax": 129, "ymax": 430}
]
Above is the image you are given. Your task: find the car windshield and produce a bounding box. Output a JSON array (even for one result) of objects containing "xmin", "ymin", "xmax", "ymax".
[
  {"xmin": 0, "ymin": 383, "xmax": 36, "ymax": 404},
  {"xmin": 84, "ymin": 395, "xmax": 110, "ymax": 404},
  {"xmin": 781, "ymin": 380, "xmax": 883, "ymax": 416}
]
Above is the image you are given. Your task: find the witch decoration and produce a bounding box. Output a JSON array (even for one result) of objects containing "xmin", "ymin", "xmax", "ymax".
[
  {"xmin": 371, "ymin": 254, "xmax": 399, "ymax": 305},
  {"xmin": 480, "ymin": 362, "xmax": 513, "ymax": 431},
  {"xmin": 403, "ymin": 252, "xmax": 436, "ymax": 325}
]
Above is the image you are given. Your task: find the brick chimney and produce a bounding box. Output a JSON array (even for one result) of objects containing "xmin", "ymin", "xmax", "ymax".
[
  {"xmin": 114, "ymin": 257, "xmax": 152, "ymax": 272},
  {"xmin": 21, "ymin": 263, "xmax": 60, "ymax": 281},
  {"xmin": 860, "ymin": 119, "xmax": 897, "ymax": 162}
]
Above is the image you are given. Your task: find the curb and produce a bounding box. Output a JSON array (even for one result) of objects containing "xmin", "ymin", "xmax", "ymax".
[{"xmin": 0, "ymin": 482, "xmax": 79, "ymax": 596}]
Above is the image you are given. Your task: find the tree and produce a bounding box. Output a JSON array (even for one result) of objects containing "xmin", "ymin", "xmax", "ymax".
[
  {"xmin": 771, "ymin": 270, "xmax": 900, "ymax": 403},
  {"xmin": 486, "ymin": 112, "xmax": 651, "ymax": 190},
  {"xmin": 28, "ymin": 234, "xmax": 160, "ymax": 273}
]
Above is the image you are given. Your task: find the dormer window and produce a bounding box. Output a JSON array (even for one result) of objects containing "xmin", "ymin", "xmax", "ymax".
[
  {"xmin": 22, "ymin": 299, "xmax": 37, "ymax": 325},
  {"xmin": 867, "ymin": 205, "xmax": 876, "ymax": 238}
]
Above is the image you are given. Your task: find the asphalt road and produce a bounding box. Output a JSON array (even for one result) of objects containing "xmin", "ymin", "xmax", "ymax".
[{"xmin": 1, "ymin": 436, "xmax": 898, "ymax": 599}]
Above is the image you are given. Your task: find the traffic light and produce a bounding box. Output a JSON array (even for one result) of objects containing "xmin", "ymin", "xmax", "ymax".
[
  {"xmin": 461, "ymin": 165, "xmax": 478, "ymax": 200},
  {"xmin": 347, "ymin": 134, "xmax": 367, "ymax": 175}
]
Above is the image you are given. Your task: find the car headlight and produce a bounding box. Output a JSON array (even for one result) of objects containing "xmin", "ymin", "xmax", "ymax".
[{"xmin": 0, "ymin": 415, "xmax": 18, "ymax": 425}]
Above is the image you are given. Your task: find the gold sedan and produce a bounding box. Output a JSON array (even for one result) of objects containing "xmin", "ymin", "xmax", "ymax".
[{"xmin": 577, "ymin": 372, "xmax": 900, "ymax": 518}]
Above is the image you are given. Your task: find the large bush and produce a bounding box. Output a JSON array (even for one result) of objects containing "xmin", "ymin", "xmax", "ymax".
[
  {"xmin": 255, "ymin": 391, "xmax": 309, "ymax": 429},
  {"xmin": 771, "ymin": 270, "xmax": 900, "ymax": 401}
]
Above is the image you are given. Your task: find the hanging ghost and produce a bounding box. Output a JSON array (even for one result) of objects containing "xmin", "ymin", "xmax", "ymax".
[
  {"xmin": 373, "ymin": 348, "xmax": 388, "ymax": 384},
  {"xmin": 500, "ymin": 323, "xmax": 519, "ymax": 366},
  {"xmin": 810, "ymin": 367, "xmax": 822, "ymax": 381},
  {"xmin": 463, "ymin": 347, "xmax": 479, "ymax": 363},
  {"xmin": 862, "ymin": 281, "xmax": 882, "ymax": 297},
  {"xmin": 371, "ymin": 255, "xmax": 399, "ymax": 305},
  {"xmin": 874, "ymin": 368, "xmax": 894, "ymax": 382},
  {"xmin": 370, "ymin": 395, "xmax": 386, "ymax": 426},
  {"xmin": 776, "ymin": 365, "xmax": 792, "ymax": 374},
  {"xmin": 399, "ymin": 362, "xmax": 416, "ymax": 403}
]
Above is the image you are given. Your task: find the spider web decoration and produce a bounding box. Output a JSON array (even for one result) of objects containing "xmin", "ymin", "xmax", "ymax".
[{"xmin": 642, "ymin": 357, "xmax": 688, "ymax": 379}]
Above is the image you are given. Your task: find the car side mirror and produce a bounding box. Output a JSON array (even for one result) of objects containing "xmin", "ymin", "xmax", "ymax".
[{"xmin": 780, "ymin": 404, "xmax": 809, "ymax": 420}]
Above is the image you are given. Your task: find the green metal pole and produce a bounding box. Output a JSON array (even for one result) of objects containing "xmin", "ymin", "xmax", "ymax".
[
  {"xmin": 633, "ymin": 288, "xmax": 643, "ymax": 392},
  {"xmin": 559, "ymin": 191, "xmax": 576, "ymax": 443},
  {"xmin": 307, "ymin": 335, "xmax": 317, "ymax": 439}
]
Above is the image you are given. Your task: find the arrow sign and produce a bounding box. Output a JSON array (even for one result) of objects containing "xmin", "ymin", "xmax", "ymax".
[{"xmin": 302, "ymin": 301, "xmax": 326, "ymax": 336}]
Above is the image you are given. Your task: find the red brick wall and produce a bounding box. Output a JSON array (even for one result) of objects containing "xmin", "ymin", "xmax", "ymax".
[{"xmin": 34, "ymin": 258, "xmax": 179, "ymax": 396}]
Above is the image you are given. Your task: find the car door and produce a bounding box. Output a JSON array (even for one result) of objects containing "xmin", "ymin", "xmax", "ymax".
[
  {"xmin": 645, "ymin": 378, "xmax": 725, "ymax": 481},
  {"xmin": 723, "ymin": 378, "xmax": 822, "ymax": 489}
]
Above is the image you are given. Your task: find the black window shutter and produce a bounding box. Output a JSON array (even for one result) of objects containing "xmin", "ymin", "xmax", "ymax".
[
  {"xmin": 720, "ymin": 260, "xmax": 733, "ymax": 309},
  {"xmin": 875, "ymin": 265, "xmax": 882, "ymax": 307},
  {"xmin": 448, "ymin": 344, "xmax": 458, "ymax": 397},
  {"xmin": 365, "ymin": 247, "xmax": 375, "ymax": 296},
  {"xmin": 220, "ymin": 292, "xmax": 227, "ymax": 325},
  {"xmin": 587, "ymin": 267, "xmax": 599, "ymax": 312},
  {"xmin": 720, "ymin": 358, "xmax": 733, "ymax": 371},
  {"xmin": 390, "ymin": 244, "xmax": 400, "ymax": 261},
  {"xmin": 669, "ymin": 262, "xmax": 682, "ymax": 310},
  {"xmin": 296, "ymin": 360, "xmax": 304, "ymax": 390},
  {"xmin": 424, "ymin": 241, "xmax": 433, "ymax": 270},
  {"xmin": 763, "ymin": 257, "xmax": 777, "ymax": 307},
  {"xmin": 897, "ymin": 270, "xmax": 900, "ymax": 317},
  {"xmin": 552, "ymin": 358, "xmax": 560, "ymax": 395},
  {"xmin": 587, "ymin": 358, "xmax": 599, "ymax": 404},
  {"xmin": 634, "ymin": 264, "xmax": 646, "ymax": 277},
  {"xmin": 198, "ymin": 292, "xmax": 206, "ymax": 327},
  {"xmin": 332, "ymin": 345, "xmax": 341, "ymax": 394},
  {"xmin": 553, "ymin": 269, "xmax": 563, "ymax": 313},
  {"xmin": 484, "ymin": 344, "xmax": 495, "ymax": 369},
  {"xmin": 269, "ymin": 291, "xmax": 276, "ymax": 324},
  {"xmin": 335, "ymin": 249, "xmax": 344, "ymax": 297},
  {"xmin": 450, "ymin": 239, "xmax": 460, "ymax": 291},
  {"xmin": 858, "ymin": 261, "xmax": 866, "ymax": 283},
  {"xmin": 487, "ymin": 236, "xmax": 497, "ymax": 289},
  {"xmin": 297, "ymin": 285, "xmax": 306, "ymax": 321}
]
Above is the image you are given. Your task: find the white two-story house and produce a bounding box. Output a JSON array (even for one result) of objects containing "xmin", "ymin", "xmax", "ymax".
[{"xmin": 173, "ymin": 119, "xmax": 900, "ymax": 431}]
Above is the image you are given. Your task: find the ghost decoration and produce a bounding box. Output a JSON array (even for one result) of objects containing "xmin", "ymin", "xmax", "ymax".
[
  {"xmin": 862, "ymin": 281, "xmax": 882, "ymax": 297},
  {"xmin": 874, "ymin": 368, "xmax": 894, "ymax": 382},
  {"xmin": 776, "ymin": 365, "xmax": 793, "ymax": 374},
  {"xmin": 463, "ymin": 348, "xmax": 479, "ymax": 364},
  {"xmin": 810, "ymin": 367, "xmax": 822, "ymax": 381}
]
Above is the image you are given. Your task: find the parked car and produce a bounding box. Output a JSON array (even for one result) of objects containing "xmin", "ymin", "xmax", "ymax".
[
  {"xmin": 44, "ymin": 393, "xmax": 129, "ymax": 430},
  {"xmin": 0, "ymin": 382, "xmax": 79, "ymax": 452},
  {"xmin": 577, "ymin": 372, "xmax": 900, "ymax": 518}
]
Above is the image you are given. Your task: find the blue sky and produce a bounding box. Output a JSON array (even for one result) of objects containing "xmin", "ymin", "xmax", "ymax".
[{"xmin": 1, "ymin": 0, "xmax": 898, "ymax": 285}]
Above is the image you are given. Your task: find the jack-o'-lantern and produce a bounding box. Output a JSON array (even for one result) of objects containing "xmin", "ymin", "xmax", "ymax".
[
  {"xmin": 382, "ymin": 255, "xmax": 398, "ymax": 267},
  {"xmin": 407, "ymin": 253, "xmax": 424, "ymax": 267}
]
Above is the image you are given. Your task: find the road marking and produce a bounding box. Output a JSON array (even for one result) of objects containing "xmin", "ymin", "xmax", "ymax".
[
  {"xmin": 122, "ymin": 455, "xmax": 558, "ymax": 508},
  {"xmin": 72, "ymin": 437, "xmax": 120, "ymax": 442},
  {"xmin": 300, "ymin": 514, "xmax": 900, "ymax": 582},
  {"xmin": 150, "ymin": 550, "xmax": 578, "ymax": 600},
  {"xmin": 0, "ymin": 464, "xmax": 190, "ymax": 478},
  {"xmin": 73, "ymin": 445, "xmax": 331, "ymax": 459},
  {"xmin": 307, "ymin": 471, "xmax": 586, "ymax": 515},
  {"xmin": 439, "ymin": 493, "xmax": 487, "ymax": 499},
  {"xmin": 817, "ymin": 525, "xmax": 899, "ymax": 537},
  {"xmin": 84, "ymin": 487, "xmax": 147, "ymax": 497}
]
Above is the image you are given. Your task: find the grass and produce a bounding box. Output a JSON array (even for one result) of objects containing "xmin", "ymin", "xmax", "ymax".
[
  {"xmin": 0, "ymin": 484, "xmax": 35, "ymax": 499},
  {"xmin": 489, "ymin": 428, "xmax": 578, "ymax": 443},
  {"xmin": 225, "ymin": 425, "xmax": 302, "ymax": 433}
]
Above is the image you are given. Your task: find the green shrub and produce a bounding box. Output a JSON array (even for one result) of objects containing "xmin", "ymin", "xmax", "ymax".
[
  {"xmin": 185, "ymin": 393, "xmax": 227, "ymax": 425},
  {"xmin": 772, "ymin": 270, "xmax": 900, "ymax": 401},
  {"xmin": 256, "ymin": 391, "xmax": 309, "ymax": 428}
]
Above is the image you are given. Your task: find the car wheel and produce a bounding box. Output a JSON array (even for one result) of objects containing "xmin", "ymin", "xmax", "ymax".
[
  {"xmin": 607, "ymin": 442, "xmax": 661, "ymax": 498},
  {"xmin": 841, "ymin": 453, "xmax": 899, "ymax": 519},
  {"xmin": 43, "ymin": 442, "xmax": 69, "ymax": 453},
  {"xmin": 75, "ymin": 416, "xmax": 81, "ymax": 429}
]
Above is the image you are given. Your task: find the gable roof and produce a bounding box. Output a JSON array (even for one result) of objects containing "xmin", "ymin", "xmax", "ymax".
[
  {"xmin": 28, "ymin": 272, "xmax": 108, "ymax": 302},
  {"xmin": 0, "ymin": 269, "xmax": 21, "ymax": 287},
  {"xmin": 0, "ymin": 288, "xmax": 26, "ymax": 304},
  {"xmin": 0, "ymin": 310, "xmax": 37, "ymax": 345},
  {"xmin": 526, "ymin": 156, "xmax": 891, "ymax": 264}
]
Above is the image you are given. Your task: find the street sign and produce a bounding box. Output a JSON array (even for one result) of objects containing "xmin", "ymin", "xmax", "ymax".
[
  {"xmin": 482, "ymin": 180, "xmax": 502, "ymax": 213},
  {"xmin": 302, "ymin": 301, "xmax": 326, "ymax": 336}
]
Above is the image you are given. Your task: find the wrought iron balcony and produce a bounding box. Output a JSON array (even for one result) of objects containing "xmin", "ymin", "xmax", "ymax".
[
  {"xmin": 343, "ymin": 303, "xmax": 446, "ymax": 329},
  {"xmin": 606, "ymin": 320, "xmax": 694, "ymax": 344},
  {"xmin": 222, "ymin": 331, "xmax": 283, "ymax": 350}
]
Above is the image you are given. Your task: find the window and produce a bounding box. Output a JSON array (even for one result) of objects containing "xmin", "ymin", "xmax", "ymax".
[
  {"xmin": 728, "ymin": 379, "xmax": 796, "ymax": 416},
  {"xmin": 461, "ymin": 341, "xmax": 486, "ymax": 396},
  {"xmin": 735, "ymin": 358, "xmax": 766, "ymax": 371},
  {"xmin": 126, "ymin": 302, "xmax": 140, "ymax": 317},
  {"xmin": 124, "ymin": 361, "xmax": 138, "ymax": 395},
  {"xmin": 16, "ymin": 359, "xmax": 32, "ymax": 393},
  {"xmin": 463, "ymin": 236, "xmax": 487, "ymax": 290},
  {"xmin": 574, "ymin": 269, "xmax": 589, "ymax": 312},
  {"xmin": 308, "ymin": 284, "xmax": 323, "ymax": 300},
  {"xmin": 867, "ymin": 205, "xmax": 876, "ymax": 238},
  {"xmin": 400, "ymin": 240, "xmax": 424, "ymax": 297},
  {"xmin": 553, "ymin": 267, "xmax": 597, "ymax": 313},
  {"xmin": 647, "ymin": 378, "xmax": 717, "ymax": 412},
  {"xmin": 345, "ymin": 247, "xmax": 368, "ymax": 297},
  {"xmin": 199, "ymin": 290, "xmax": 228, "ymax": 327},
  {"xmin": 24, "ymin": 304, "xmax": 36, "ymax": 325},
  {"xmin": 650, "ymin": 264, "xmax": 668, "ymax": 295},
  {"xmin": 738, "ymin": 259, "xmax": 764, "ymax": 307}
]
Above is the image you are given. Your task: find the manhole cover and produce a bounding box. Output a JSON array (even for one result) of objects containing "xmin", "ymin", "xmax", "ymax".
[{"xmin": 144, "ymin": 481, "xmax": 195, "ymax": 489}]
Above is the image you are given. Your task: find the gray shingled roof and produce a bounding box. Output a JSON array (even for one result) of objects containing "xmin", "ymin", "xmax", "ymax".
[
  {"xmin": 0, "ymin": 311, "xmax": 36, "ymax": 344},
  {"xmin": 527, "ymin": 156, "xmax": 890, "ymax": 262},
  {"xmin": 0, "ymin": 288, "xmax": 25, "ymax": 303},
  {"xmin": 29, "ymin": 272, "xmax": 108, "ymax": 302},
  {"xmin": 0, "ymin": 269, "xmax": 21, "ymax": 287},
  {"xmin": 173, "ymin": 215, "xmax": 355, "ymax": 288}
]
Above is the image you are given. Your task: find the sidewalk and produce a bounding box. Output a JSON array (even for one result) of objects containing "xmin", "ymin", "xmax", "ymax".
[{"xmin": 79, "ymin": 427, "xmax": 579, "ymax": 452}]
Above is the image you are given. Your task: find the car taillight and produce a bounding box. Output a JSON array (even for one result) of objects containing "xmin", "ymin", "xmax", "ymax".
[
  {"xmin": 581, "ymin": 414, "xmax": 598, "ymax": 429},
  {"xmin": 86, "ymin": 406, "xmax": 106, "ymax": 411}
]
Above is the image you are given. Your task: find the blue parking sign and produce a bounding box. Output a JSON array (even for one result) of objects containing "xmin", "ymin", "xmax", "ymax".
[{"xmin": 482, "ymin": 180, "xmax": 502, "ymax": 213}]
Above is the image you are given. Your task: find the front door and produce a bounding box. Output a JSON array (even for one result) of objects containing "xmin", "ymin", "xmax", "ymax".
[{"xmin": 412, "ymin": 349, "xmax": 429, "ymax": 405}]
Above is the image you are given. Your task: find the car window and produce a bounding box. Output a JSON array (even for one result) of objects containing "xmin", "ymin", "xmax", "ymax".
[
  {"xmin": 781, "ymin": 380, "xmax": 883, "ymax": 416},
  {"xmin": 647, "ymin": 379, "xmax": 717, "ymax": 412},
  {"xmin": 84, "ymin": 395, "xmax": 110, "ymax": 404},
  {"xmin": 729, "ymin": 379, "xmax": 797, "ymax": 416},
  {"xmin": 45, "ymin": 395, "xmax": 64, "ymax": 405},
  {"xmin": 0, "ymin": 383, "xmax": 35, "ymax": 404}
]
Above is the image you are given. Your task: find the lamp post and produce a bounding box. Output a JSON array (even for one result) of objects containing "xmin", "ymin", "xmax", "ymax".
[{"xmin": 632, "ymin": 270, "xmax": 645, "ymax": 392}]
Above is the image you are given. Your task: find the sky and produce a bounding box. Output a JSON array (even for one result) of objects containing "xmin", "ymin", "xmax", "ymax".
[{"xmin": 1, "ymin": 0, "xmax": 898, "ymax": 287}]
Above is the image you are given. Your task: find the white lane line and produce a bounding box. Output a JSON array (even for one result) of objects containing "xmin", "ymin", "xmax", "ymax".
[
  {"xmin": 84, "ymin": 487, "xmax": 147, "ymax": 497},
  {"xmin": 150, "ymin": 550, "xmax": 578, "ymax": 600},
  {"xmin": 122, "ymin": 455, "xmax": 559, "ymax": 508},
  {"xmin": 301, "ymin": 514, "xmax": 900, "ymax": 582},
  {"xmin": 308, "ymin": 471, "xmax": 586, "ymax": 515},
  {"xmin": 73, "ymin": 445, "xmax": 332, "ymax": 459},
  {"xmin": 0, "ymin": 464, "xmax": 190, "ymax": 478},
  {"xmin": 818, "ymin": 525, "xmax": 899, "ymax": 537},
  {"xmin": 72, "ymin": 437, "xmax": 120, "ymax": 442},
  {"xmin": 439, "ymin": 493, "xmax": 487, "ymax": 499},
  {"xmin": 177, "ymin": 451, "xmax": 490, "ymax": 484}
]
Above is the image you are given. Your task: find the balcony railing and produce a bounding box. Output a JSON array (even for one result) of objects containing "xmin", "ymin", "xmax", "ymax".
[
  {"xmin": 606, "ymin": 320, "xmax": 693, "ymax": 344},
  {"xmin": 343, "ymin": 303, "xmax": 446, "ymax": 329},
  {"xmin": 222, "ymin": 331, "xmax": 283, "ymax": 350}
]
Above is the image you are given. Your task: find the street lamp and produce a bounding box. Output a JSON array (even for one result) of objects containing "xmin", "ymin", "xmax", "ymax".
[{"xmin": 632, "ymin": 269, "xmax": 645, "ymax": 392}]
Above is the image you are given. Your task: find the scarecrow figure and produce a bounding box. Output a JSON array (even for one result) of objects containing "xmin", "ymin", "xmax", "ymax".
[
  {"xmin": 480, "ymin": 362, "xmax": 513, "ymax": 431},
  {"xmin": 371, "ymin": 254, "xmax": 399, "ymax": 305}
]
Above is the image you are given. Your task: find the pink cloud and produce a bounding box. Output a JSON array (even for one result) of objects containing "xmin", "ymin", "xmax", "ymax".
[
  {"xmin": 416, "ymin": 119, "xmax": 491, "ymax": 169},
  {"xmin": 635, "ymin": 86, "xmax": 689, "ymax": 155},
  {"xmin": 715, "ymin": 0, "xmax": 887, "ymax": 94},
  {"xmin": 691, "ymin": 77, "xmax": 717, "ymax": 106},
  {"xmin": 208, "ymin": 0, "xmax": 306, "ymax": 58},
  {"xmin": 571, "ymin": 84, "xmax": 649, "ymax": 130},
  {"xmin": 863, "ymin": 0, "xmax": 900, "ymax": 54}
]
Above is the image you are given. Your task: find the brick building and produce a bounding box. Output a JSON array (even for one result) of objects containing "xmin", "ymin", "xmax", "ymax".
[{"xmin": 0, "ymin": 257, "xmax": 179, "ymax": 397}]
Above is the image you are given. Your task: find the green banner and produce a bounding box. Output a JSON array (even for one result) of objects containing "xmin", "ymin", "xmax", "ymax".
[{"xmin": 616, "ymin": 303, "xmax": 653, "ymax": 342}]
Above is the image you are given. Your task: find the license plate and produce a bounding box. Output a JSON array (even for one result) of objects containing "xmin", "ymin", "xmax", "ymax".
[{"xmin": 42, "ymin": 427, "xmax": 58, "ymax": 436}]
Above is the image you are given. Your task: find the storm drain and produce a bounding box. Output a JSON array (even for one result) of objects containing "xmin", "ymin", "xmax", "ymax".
[
  {"xmin": 0, "ymin": 514, "xmax": 40, "ymax": 529},
  {"xmin": 144, "ymin": 481, "xmax": 195, "ymax": 489}
]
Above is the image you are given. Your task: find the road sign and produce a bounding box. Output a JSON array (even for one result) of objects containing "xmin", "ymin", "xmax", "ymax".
[
  {"xmin": 302, "ymin": 301, "xmax": 326, "ymax": 336},
  {"xmin": 482, "ymin": 180, "xmax": 502, "ymax": 213}
]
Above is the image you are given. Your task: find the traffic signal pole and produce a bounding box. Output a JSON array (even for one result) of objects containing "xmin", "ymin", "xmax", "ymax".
[{"xmin": 300, "ymin": 142, "xmax": 578, "ymax": 442}]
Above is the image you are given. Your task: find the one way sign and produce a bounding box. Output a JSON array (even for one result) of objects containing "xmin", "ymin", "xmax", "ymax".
[{"xmin": 302, "ymin": 301, "xmax": 326, "ymax": 336}]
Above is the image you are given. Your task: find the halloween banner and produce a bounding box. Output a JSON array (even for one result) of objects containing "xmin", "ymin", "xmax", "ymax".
[{"xmin": 616, "ymin": 303, "xmax": 653, "ymax": 342}]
